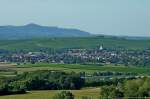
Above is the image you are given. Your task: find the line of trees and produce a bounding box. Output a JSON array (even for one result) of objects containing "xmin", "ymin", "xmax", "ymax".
[{"xmin": 0, "ymin": 70, "xmax": 84, "ymax": 96}]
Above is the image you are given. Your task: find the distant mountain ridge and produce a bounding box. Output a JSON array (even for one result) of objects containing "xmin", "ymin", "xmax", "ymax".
[{"xmin": 0, "ymin": 23, "xmax": 91, "ymax": 40}]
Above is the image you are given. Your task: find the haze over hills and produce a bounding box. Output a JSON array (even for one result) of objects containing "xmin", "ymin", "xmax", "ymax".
[{"xmin": 0, "ymin": 23, "xmax": 91, "ymax": 40}]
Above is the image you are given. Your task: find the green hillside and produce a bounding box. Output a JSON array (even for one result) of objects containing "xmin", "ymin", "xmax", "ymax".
[{"xmin": 0, "ymin": 36, "xmax": 150, "ymax": 50}]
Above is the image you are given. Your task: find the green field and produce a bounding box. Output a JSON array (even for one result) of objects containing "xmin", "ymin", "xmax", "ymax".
[
  {"xmin": 18, "ymin": 63, "xmax": 150, "ymax": 75},
  {"xmin": 0, "ymin": 88, "xmax": 100, "ymax": 99},
  {"xmin": 1, "ymin": 63, "xmax": 150, "ymax": 98},
  {"xmin": 1, "ymin": 63, "xmax": 150, "ymax": 76},
  {"xmin": 0, "ymin": 36, "xmax": 150, "ymax": 50}
]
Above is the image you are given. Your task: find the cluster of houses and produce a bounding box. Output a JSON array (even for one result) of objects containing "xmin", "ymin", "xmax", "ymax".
[
  {"xmin": 0, "ymin": 46, "xmax": 150, "ymax": 66},
  {"xmin": 0, "ymin": 52, "xmax": 49, "ymax": 63}
]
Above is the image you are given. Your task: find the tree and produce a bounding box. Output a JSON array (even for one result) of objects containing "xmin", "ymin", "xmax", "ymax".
[
  {"xmin": 124, "ymin": 79, "xmax": 144, "ymax": 98},
  {"xmin": 53, "ymin": 91, "xmax": 74, "ymax": 99},
  {"xmin": 0, "ymin": 83, "xmax": 9, "ymax": 95},
  {"xmin": 100, "ymin": 85, "xmax": 123, "ymax": 99}
]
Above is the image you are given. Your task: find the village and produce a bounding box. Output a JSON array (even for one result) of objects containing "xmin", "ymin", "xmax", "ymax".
[{"xmin": 0, "ymin": 46, "xmax": 150, "ymax": 66}]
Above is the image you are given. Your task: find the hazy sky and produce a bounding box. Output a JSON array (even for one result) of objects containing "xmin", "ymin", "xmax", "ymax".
[{"xmin": 0, "ymin": 0, "xmax": 150, "ymax": 36}]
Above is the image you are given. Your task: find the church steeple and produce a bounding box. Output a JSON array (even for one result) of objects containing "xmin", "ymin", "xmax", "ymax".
[{"xmin": 99, "ymin": 45, "xmax": 103, "ymax": 50}]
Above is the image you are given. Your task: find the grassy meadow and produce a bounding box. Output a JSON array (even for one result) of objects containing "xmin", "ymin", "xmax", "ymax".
[{"xmin": 0, "ymin": 88, "xmax": 100, "ymax": 99}]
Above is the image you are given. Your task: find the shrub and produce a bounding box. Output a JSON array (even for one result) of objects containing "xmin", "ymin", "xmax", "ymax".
[{"xmin": 53, "ymin": 91, "xmax": 74, "ymax": 99}]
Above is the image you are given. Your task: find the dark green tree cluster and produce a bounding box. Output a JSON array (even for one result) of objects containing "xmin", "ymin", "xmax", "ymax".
[
  {"xmin": 0, "ymin": 70, "xmax": 84, "ymax": 96},
  {"xmin": 0, "ymin": 80, "xmax": 26, "ymax": 95},
  {"xmin": 100, "ymin": 78, "xmax": 150, "ymax": 98}
]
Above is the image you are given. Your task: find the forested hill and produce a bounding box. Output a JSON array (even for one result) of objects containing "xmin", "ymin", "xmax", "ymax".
[
  {"xmin": 0, "ymin": 36, "xmax": 150, "ymax": 50},
  {"xmin": 0, "ymin": 24, "xmax": 91, "ymax": 40}
]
